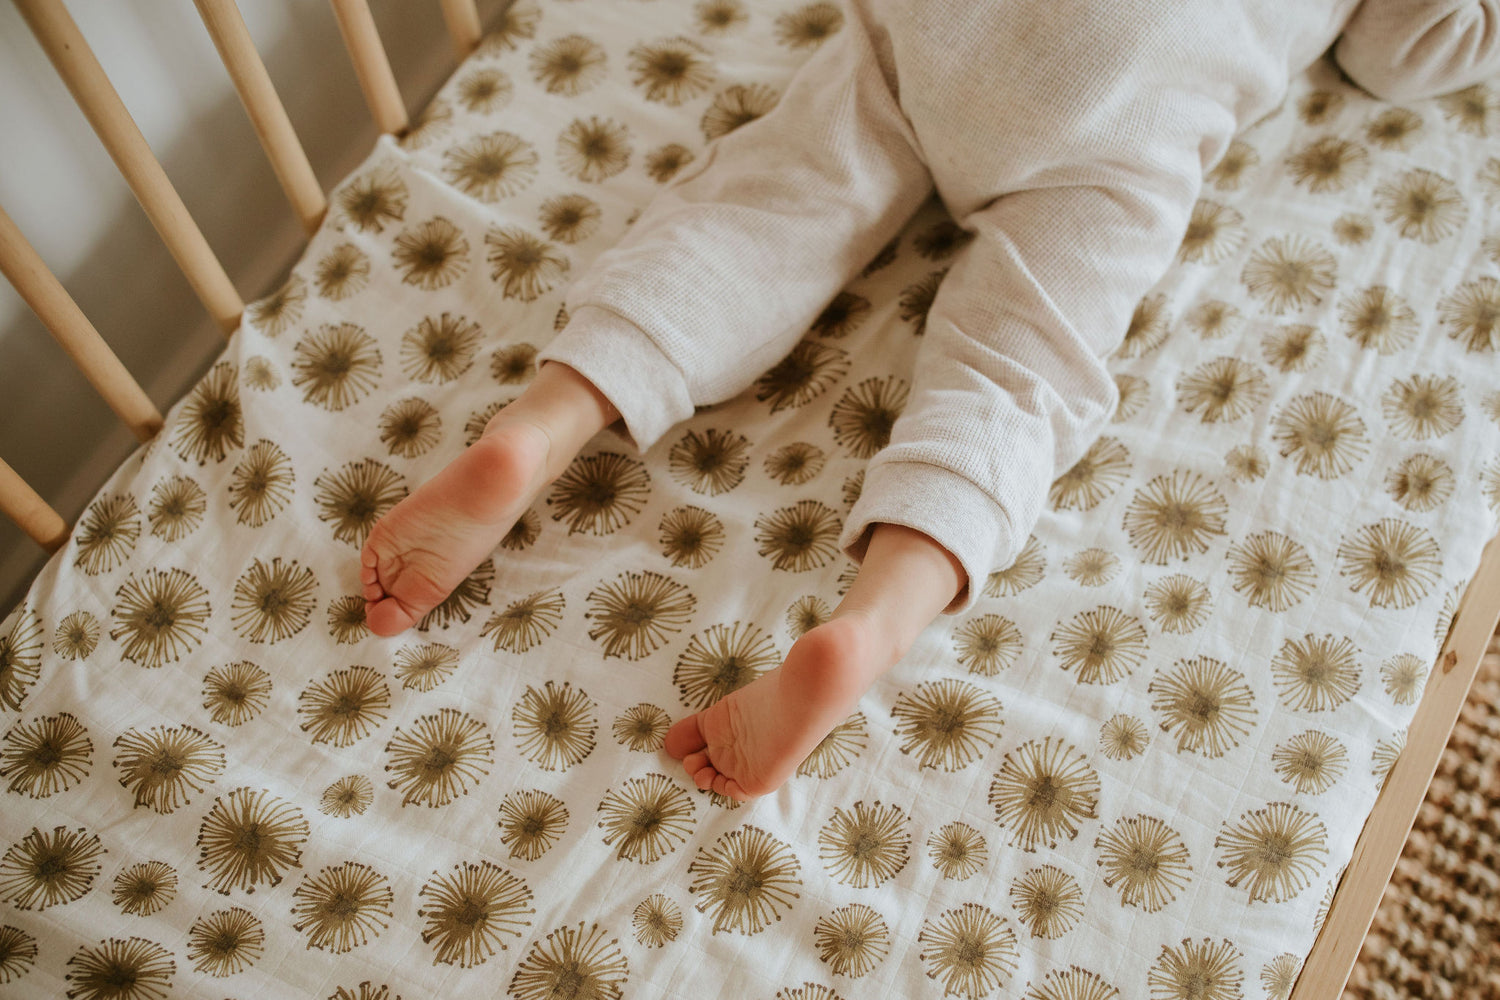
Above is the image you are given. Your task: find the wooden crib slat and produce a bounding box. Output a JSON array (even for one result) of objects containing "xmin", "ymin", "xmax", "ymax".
[
  {"xmin": 193, "ymin": 0, "xmax": 327, "ymax": 236},
  {"xmin": 0, "ymin": 205, "xmax": 164, "ymax": 444},
  {"xmin": 328, "ymin": 0, "xmax": 409, "ymax": 135},
  {"xmin": 13, "ymin": 0, "xmax": 244, "ymax": 336},
  {"xmin": 439, "ymin": 0, "xmax": 483, "ymax": 58},
  {"xmin": 1290, "ymin": 530, "xmax": 1500, "ymax": 1000},
  {"xmin": 0, "ymin": 456, "xmax": 69, "ymax": 554}
]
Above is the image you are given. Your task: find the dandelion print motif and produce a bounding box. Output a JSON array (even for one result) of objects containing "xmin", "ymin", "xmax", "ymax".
[
  {"xmin": 1380, "ymin": 653, "xmax": 1427, "ymax": 706},
  {"xmin": 1270, "ymin": 633, "xmax": 1362, "ymax": 711},
  {"xmin": 1271, "ymin": 393, "xmax": 1369, "ymax": 479},
  {"xmin": 585, "ymin": 570, "xmax": 696, "ymax": 660},
  {"xmin": 509, "ymin": 922, "xmax": 629, "ymax": 1000},
  {"xmin": 187, "ymin": 907, "xmax": 263, "ymax": 977},
  {"xmin": 1225, "ymin": 531, "xmax": 1318, "ymax": 612},
  {"xmin": 290, "ymin": 861, "xmax": 393, "ymax": 954},
  {"xmin": 314, "ymin": 459, "xmax": 407, "ymax": 548},
  {"xmin": 480, "ymin": 0, "xmax": 540, "ymax": 51},
  {"xmin": 1143, "ymin": 574, "xmax": 1212, "ymax": 634},
  {"xmin": 195, "ymin": 786, "xmax": 308, "ymax": 894},
  {"xmin": 443, "ymin": 132, "xmax": 538, "ymax": 202},
  {"xmin": 928, "ymin": 822, "xmax": 987, "ymax": 881},
  {"xmin": 1272, "ymin": 731, "xmax": 1347, "ymax": 794},
  {"xmin": 899, "ymin": 269, "xmax": 946, "ymax": 336},
  {"xmin": 1298, "ymin": 88, "xmax": 1343, "ymax": 123},
  {"xmin": 64, "ymin": 937, "xmax": 176, "ymax": 1000},
  {"xmin": 1285, "ymin": 136, "xmax": 1369, "ymax": 193},
  {"xmin": 1094, "ymin": 815, "xmax": 1193, "ymax": 912},
  {"xmin": 1024, "ymin": 967, "xmax": 1121, "ymax": 1000},
  {"xmin": 646, "ymin": 142, "xmax": 696, "ymax": 182},
  {"xmin": 491, "ymin": 342, "xmax": 538, "ymax": 384},
  {"xmin": 1122, "ymin": 470, "xmax": 1228, "ymax": 564},
  {"xmin": 498, "ymin": 789, "xmax": 569, "ymax": 861},
  {"xmin": 1050, "ymin": 606, "xmax": 1149, "ymax": 684},
  {"xmin": 953, "ymin": 614, "xmax": 1023, "ymax": 676},
  {"xmin": 320, "ymin": 775, "xmax": 373, "ymax": 818},
  {"xmin": 2, "ymin": 712, "xmax": 91, "ymax": 799},
  {"xmin": 314, "ymin": 241, "xmax": 370, "ymax": 300},
  {"xmin": 1337, "ymin": 519, "xmax": 1441, "ymax": 609},
  {"xmin": 298, "ymin": 666, "xmax": 391, "ymax": 747},
  {"xmin": 633, "ymin": 894, "xmax": 683, "ymax": 948},
  {"xmin": 1099, "ymin": 714, "xmax": 1150, "ymax": 761},
  {"xmin": 1177, "ymin": 199, "xmax": 1245, "ymax": 263},
  {"xmin": 202, "ymin": 661, "xmax": 271, "ymax": 727},
  {"xmin": 173, "ymin": 361, "xmax": 243, "ymax": 465},
  {"xmin": 0, "ymin": 825, "xmax": 104, "ymax": 910},
  {"xmin": 530, "ymin": 35, "xmax": 607, "ymax": 95},
  {"xmin": 538, "ymin": 194, "xmax": 602, "ymax": 245},
  {"xmin": 1382, "ymin": 374, "xmax": 1464, "ymax": 440},
  {"xmin": 687, "ymin": 825, "xmax": 801, "ymax": 934},
  {"xmin": 988, "ymin": 737, "xmax": 1100, "ymax": 851},
  {"xmin": 1062, "ymin": 545, "xmax": 1122, "ymax": 588},
  {"xmin": 0, "ymin": 925, "xmax": 37, "ymax": 984},
  {"xmin": 392, "ymin": 216, "xmax": 469, "ymax": 289},
  {"xmin": 1215, "ymin": 801, "xmax": 1328, "ymax": 903},
  {"xmin": 50, "ymin": 611, "xmax": 98, "ymax": 661},
  {"xmin": 629, "ymin": 36, "xmax": 715, "ymax": 104},
  {"xmin": 1185, "ymin": 299, "xmax": 1239, "ymax": 340},
  {"xmin": 231, "ymin": 557, "xmax": 316, "ymax": 644},
  {"xmin": 701, "ymin": 84, "xmax": 779, "ymax": 140},
  {"xmin": 674, "ymin": 621, "xmax": 781, "ymax": 710},
  {"xmin": 558, "ymin": 116, "xmax": 632, "ymax": 182},
  {"xmin": 392, "ymin": 642, "xmax": 458, "ymax": 692},
  {"xmin": 1148, "ymin": 657, "xmax": 1257, "ymax": 758},
  {"xmin": 764, "ymin": 442, "xmax": 826, "ymax": 485},
  {"xmin": 1438, "ymin": 276, "xmax": 1500, "ymax": 352},
  {"xmin": 1384, "ymin": 453, "xmax": 1454, "ymax": 512},
  {"xmin": 337, "ymin": 164, "xmax": 407, "ymax": 233},
  {"xmin": 111, "ymin": 568, "xmax": 212, "ymax": 668},
  {"xmin": 696, "ymin": 0, "xmax": 748, "ymax": 34},
  {"xmin": 1146, "ymin": 938, "xmax": 1244, "ymax": 1000},
  {"xmin": 797, "ymin": 712, "xmax": 868, "ymax": 778},
  {"xmin": 1374, "ymin": 168, "xmax": 1466, "ymax": 243},
  {"xmin": 891, "ymin": 680, "xmax": 1003, "ymax": 771},
  {"xmin": 754, "ymin": 501, "xmax": 843, "ymax": 572},
  {"xmin": 417, "ymin": 860, "xmax": 534, "ymax": 967},
  {"xmin": 818, "ymin": 800, "xmax": 911, "ymax": 888},
  {"xmin": 548, "ymin": 452, "xmax": 651, "ymax": 535},
  {"xmin": 1365, "ymin": 107, "xmax": 1422, "ymax": 149},
  {"xmin": 1010, "ymin": 865, "xmax": 1085, "ymax": 939},
  {"xmin": 1208, "ymin": 139, "xmax": 1259, "ymax": 190},
  {"xmin": 828, "ymin": 376, "xmax": 908, "ymax": 457},
  {"xmin": 1116, "ymin": 294, "xmax": 1170, "ymax": 357},
  {"xmin": 755, "ymin": 340, "xmax": 852, "ymax": 412},
  {"xmin": 1225, "ymin": 444, "xmax": 1269, "ymax": 484},
  {"xmin": 0, "ymin": 607, "xmax": 42, "ymax": 711},
  {"xmin": 983, "ymin": 535, "xmax": 1047, "ymax": 596},
  {"xmin": 1339, "ymin": 285, "xmax": 1418, "ymax": 354},
  {"xmin": 481, "ymin": 587, "xmax": 565, "ymax": 654},
  {"xmin": 401, "ymin": 312, "xmax": 482, "ymax": 383},
  {"xmin": 1240, "ymin": 235, "xmax": 1337, "ymax": 313},
  {"xmin": 1262, "ymin": 953, "xmax": 1301, "ymax": 1000},
  {"xmin": 613, "ymin": 704, "xmax": 672, "ymax": 753},
  {"xmin": 147, "ymin": 475, "xmax": 206, "ymax": 540},
  {"xmin": 73, "ymin": 493, "xmax": 139, "ymax": 576},
  {"xmin": 1048, "ymin": 437, "xmax": 1131, "ymax": 510},
  {"xmin": 292, "ymin": 323, "xmax": 383, "ymax": 411},
  {"xmin": 244, "ymin": 273, "xmax": 305, "ymax": 336},
  {"xmin": 596, "ymin": 773, "xmax": 698, "ymax": 864},
  {"xmin": 812, "ymin": 291, "xmax": 871, "ymax": 338},
  {"xmin": 1176, "ymin": 357, "xmax": 1268, "ymax": 424},
  {"xmin": 485, "ymin": 226, "xmax": 569, "ymax": 301},
  {"xmin": 668, "ymin": 427, "xmax": 752, "ymax": 494},
  {"xmin": 228, "ymin": 440, "xmax": 295, "ymax": 527},
  {"xmin": 513, "ymin": 681, "xmax": 597, "ymax": 772},
  {"xmin": 383, "ymin": 708, "xmax": 494, "ymax": 808},
  {"xmin": 917, "ymin": 903, "xmax": 1019, "ymax": 999},
  {"xmin": 659, "ymin": 505, "xmax": 725, "ymax": 569},
  {"xmin": 812, "ymin": 903, "xmax": 889, "ymax": 977}
]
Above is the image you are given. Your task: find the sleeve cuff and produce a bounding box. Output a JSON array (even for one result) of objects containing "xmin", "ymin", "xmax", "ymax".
[
  {"xmin": 839, "ymin": 457, "xmax": 1019, "ymax": 615},
  {"xmin": 536, "ymin": 304, "xmax": 696, "ymax": 452}
]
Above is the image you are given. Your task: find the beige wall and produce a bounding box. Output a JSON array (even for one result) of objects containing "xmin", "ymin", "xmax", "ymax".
[{"xmin": 0, "ymin": 1, "xmax": 503, "ymax": 611}]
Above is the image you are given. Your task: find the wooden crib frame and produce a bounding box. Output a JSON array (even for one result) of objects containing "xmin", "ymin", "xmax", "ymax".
[{"xmin": 1, "ymin": 1, "xmax": 1496, "ymax": 993}]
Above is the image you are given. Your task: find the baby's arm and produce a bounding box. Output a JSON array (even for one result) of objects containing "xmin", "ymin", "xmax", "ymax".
[{"xmin": 1335, "ymin": 0, "xmax": 1500, "ymax": 101}]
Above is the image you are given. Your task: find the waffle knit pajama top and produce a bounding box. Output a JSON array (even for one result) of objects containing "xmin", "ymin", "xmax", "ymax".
[{"xmin": 538, "ymin": 0, "xmax": 1500, "ymax": 611}]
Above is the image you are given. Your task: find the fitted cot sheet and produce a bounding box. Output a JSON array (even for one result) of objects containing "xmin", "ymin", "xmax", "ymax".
[{"xmin": 3, "ymin": 1, "xmax": 1500, "ymax": 997}]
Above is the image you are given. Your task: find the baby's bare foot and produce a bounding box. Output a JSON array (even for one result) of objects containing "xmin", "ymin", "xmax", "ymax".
[
  {"xmin": 360, "ymin": 418, "xmax": 551, "ymax": 636},
  {"xmin": 663, "ymin": 613, "xmax": 890, "ymax": 801}
]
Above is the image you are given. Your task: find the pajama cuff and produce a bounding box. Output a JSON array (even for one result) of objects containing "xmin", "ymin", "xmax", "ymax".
[
  {"xmin": 536, "ymin": 304, "xmax": 696, "ymax": 452},
  {"xmin": 839, "ymin": 457, "xmax": 1017, "ymax": 616}
]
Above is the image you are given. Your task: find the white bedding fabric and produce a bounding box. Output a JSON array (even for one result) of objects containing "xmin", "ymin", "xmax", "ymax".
[{"xmin": 2, "ymin": 2, "xmax": 1499, "ymax": 997}]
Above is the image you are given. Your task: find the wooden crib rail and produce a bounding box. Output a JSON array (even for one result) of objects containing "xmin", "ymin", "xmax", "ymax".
[
  {"xmin": 439, "ymin": 0, "xmax": 483, "ymax": 59},
  {"xmin": 329, "ymin": 0, "xmax": 409, "ymax": 135},
  {"xmin": 0, "ymin": 457, "xmax": 68, "ymax": 554},
  {"xmin": 193, "ymin": 0, "xmax": 327, "ymax": 236},
  {"xmin": 13, "ymin": 0, "xmax": 245, "ymax": 336}
]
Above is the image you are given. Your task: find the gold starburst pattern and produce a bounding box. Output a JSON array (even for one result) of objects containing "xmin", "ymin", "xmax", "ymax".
[
  {"xmin": 668, "ymin": 427, "xmax": 752, "ymax": 494},
  {"xmin": 1116, "ymin": 294, "xmax": 1171, "ymax": 357},
  {"xmin": 775, "ymin": 2, "xmax": 843, "ymax": 48},
  {"xmin": 1241, "ymin": 235, "xmax": 1337, "ymax": 313},
  {"xmin": 231, "ymin": 557, "xmax": 316, "ymax": 644},
  {"xmin": 989, "ymin": 737, "xmax": 1100, "ymax": 852},
  {"xmin": 1208, "ymin": 139, "xmax": 1259, "ymax": 190},
  {"xmin": 1271, "ymin": 632, "xmax": 1363, "ymax": 712},
  {"xmin": 456, "ymin": 65, "xmax": 511, "ymax": 112},
  {"xmin": 1373, "ymin": 732, "xmax": 1405, "ymax": 787},
  {"xmin": 147, "ymin": 475, "xmax": 206, "ymax": 541},
  {"xmin": 755, "ymin": 339, "xmax": 852, "ymax": 412},
  {"xmin": 187, "ymin": 906, "xmax": 263, "ymax": 977},
  {"xmin": 585, "ymin": 570, "xmax": 696, "ymax": 660},
  {"xmin": 1380, "ymin": 653, "xmax": 1427, "ymax": 706},
  {"xmin": 548, "ymin": 452, "xmax": 651, "ymax": 535},
  {"xmin": 0, "ymin": 923, "xmax": 38, "ymax": 984},
  {"xmin": 1143, "ymin": 574, "xmax": 1212, "ymax": 634},
  {"xmin": 1025, "ymin": 967, "xmax": 1121, "ymax": 1000},
  {"xmin": 953, "ymin": 614, "xmax": 1023, "ymax": 676},
  {"xmin": 510, "ymin": 922, "xmax": 629, "ymax": 1000},
  {"xmin": 315, "ymin": 242, "xmax": 370, "ymax": 300},
  {"xmin": 918, "ymin": 904, "xmax": 1019, "ymax": 999},
  {"xmin": 513, "ymin": 681, "xmax": 598, "ymax": 772},
  {"xmin": 1272, "ymin": 730, "xmax": 1347, "ymax": 794},
  {"xmin": 392, "ymin": 216, "xmax": 469, "ymax": 290},
  {"xmin": 497, "ymin": 789, "xmax": 569, "ymax": 862},
  {"xmin": 984, "ymin": 535, "xmax": 1047, "ymax": 596},
  {"xmin": 629, "ymin": 35, "xmax": 714, "ymax": 104},
  {"xmin": 537, "ymin": 194, "xmax": 601, "ymax": 245},
  {"xmin": 1215, "ymin": 802, "xmax": 1328, "ymax": 903},
  {"xmin": 659, "ymin": 505, "xmax": 724, "ymax": 569},
  {"xmin": 1049, "ymin": 436, "xmax": 1132, "ymax": 510},
  {"xmin": 813, "ymin": 903, "xmax": 889, "ymax": 977},
  {"xmin": 400, "ymin": 313, "xmax": 480, "ymax": 384},
  {"xmin": 701, "ymin": 83, "xmax": 779, "ymax": 140},
  {"xmin": 228, "ymin": 439, "xmax": 295, "ymax": 527},
  {"xmin": 613, "ymin": 705, "xmax": 671, "ymax": 754},
  {"xmin": 646, "ymin": 142, "xmax": 695, "ymax": 182},
  {"xmin": 417, "ymin": 860, "xmax": 534, "ymax": 967},
  {"xmin": 443, "ymin": 132, "xmax": 538, "ymax": 203},
  {"xmin": 674, "ymin": 621, "xmax": 780, "ymax": 710},
  {"xmin": 1272, "ymin": 392, "xmax": 1369, "ymax": 479},
  {"xmin": 797, "ymin": 712, "xmax": 868, "ymax": 778},
  {"xmin": 378, "ymin": 397, "xmax": 442, "ymax": 459},
  {"xmin": 111, "ymin": 861, "xmax": 176, "ymax": 917},
  {"xmin": 320, "ymin": 775, "xmax": 373, "ymax": 818},
  {"xmin": 401, "ymin": 97, "xmax": 452, "ymax": 150},
  {"xmin": 913, "ymin": 218, "xmax": 973, "ymax": 261},
  {"xmin": 765, "ymin": 442, "xmax": 827, "ymax": 485},
  {"xmin": 490, "ymin": 344, "xmax": 537, "ymax": 388},
  {"xmin": 314, "ymin": 459, "xmax": 407, "ymax": 548},
  {"xmin": 1298, "ymin": 89, "xmax": 1343, "ymax": 123},
  {"xmin": 530, "ymin": 34, "xmax": 607, "ymax": 95},
  {"xmin": 558, "ymin": 116, "xmax": 632, "ymax": 182},
  {"xmin": 753, "ymin": 501, "xmax": 843, "ymax": 572},
  {"xmin": 338, "ymin": 164, "xmax": 407, "ymax": 233},
  {"xmin": 1094, "ymin": 815, "xmax": 1193, "ymax": 912},
  {"xmin": 384, "ymin": 709, "xmax": 493, "ymax": 808},
  {"xmin": 391, "ymin": 642, "xmax": 458, "ymax": 692},
  {"xmin": 2, "ymin": 712, "xmax": 91, "ymax": 798},
  {"xmin": 597, "ymin": 772, "xmax": 698, "ymax": 863},
  {"xmin": 52, "ymin": 610, "xmax": 100, "ymax": 660},
  {"xmin": 1375, "ymin": 168, "xmax": 1466, "ymax": 243},
  {"xmin": 1099, "ymin": 714, "xmax": 1149, "ymax": 761},
  {"xmin": 1438, "ymin": 82, "xmax": 1497, "ymax": 133},
  {"xmin": 1185, "ymin": 299, "xmax": 1239, "ymax": 340},
  {"xmin": 0, "ymin": 826, "xmax": 104, "ymax": 911},
  {"xmin": 110, "ymin": 568, "xmax": 211, "ymax": 668},
  {"xmin": 202, "ymin": 661, "xmax": 271, "ymax": 727},
  {"xmin": 1225, "ymin": 530, "xmax": 1318, "ymax": 612},
  {"xmin": 64, "ymin": 937, "xmax": 176, "ymax": 999},
  {"xmin": 196, "ymin": 786, "xmax": 307, "ymax": 893},
  {"xmin": 1225, "ymin": 444, "xmax": 1268, "ymax": 484},
  {"xmin": 1176, "ymin": 357, "xmax": 1267, "ymax": 424},
  {"xmin": 1382, "ymin": 374, "xmax": 1464, "ymax": 440},
  {"xmin": 695, "ymin": 0, "xmax": 747, "ymax": 33},
  {"xmin": 1262, "ymin": 954, "xmax": 1300, "ymax": 1000},
  {"xmin": 290, "ymin": 861, "xmax": 393, "ymax": 953},
  {"xmin": 478, "ymin": 0, "xmax": 539, "ymax": 52},
  {"xmin": 1148, "ymin": 657, "xmax": 1257, "ymax": 757},
  {"xmin": 818, "ymin": 800, "xmax": 910, "ymax": 888},
  {"xmin": 891, "ymin": 679, "xmax": 1003, "ymax": 772},
  {"xmin": 1365, "ymin": 107, "xmax": 1422, "ymax": 149},
  {"xmin": 74, "ymin": 493, "xmax": 139, "ymax": 576},
  {"xmin": 1337, "ymin": 518, "xmax": 1441, "ymax": 609},
  {"xmin": 173, "ymin": 361, "xmax": 243, "ymax": 465},
  {"xmin": 1285, "ymin": 136, "xmax": 1368, "ymax": 193},
  {"xmin": 811, "ymin": 291, "xmax": 871, "ymax": 338},
  {"xmin": 292, "ymin": 323, "xmax": 383, "ymax": 411},
  {"xmin": 481, "ymin": 587, "xmax": 565, "ymax": 654},
  {"xmin": 1050, "ymin": 606, "xmax": 1149, "ymax": 684},
  {"xmin": 841, "ymin": 469, "xmax": 864, "ymax": 509},
  {"xmin": 1437, "ymin": 275, "xmax": 1500, "ymax": 352},
  {"xmin": 245, "ymin": 273, "xmax": 305, "ymax": 336},
  {"xmin": 298, "ymin": 665, "xmax": 390, "ymax": 747},
  {"xmin": 1177, "ymin": 199, "xmax": 1245, "ymax": 264},
  {"xmin": 243, "ymin": 353, "xmax": 278, "ymax": 387},
  {"xmin": 1332, "ymin": 212, "xmax": 1373, "ymax": 245},
  {"xmin": 928, "ymin": 822, "xmax": 987, "ymax": 881},
  {"xmin": 485, "ymin": 226, "xmax": 569, "ymax": 301},
  {"xmin": 1262, "ymin": 323, "xmax": 1325, "ymax": 372},
  {"xmin": 633, "ymin": 894, "xmax": 682, "ymax": 948},
  {"xmin": 1340, "ymin": 285, "xmax": 1418, "ymax": 354},
  {"xmin": 1122, "ymin": 470, "xmax": 1228, "ymax": 564},
  {"xmin": 1147, "ymin": 938, "xmax": 1244, "ymax": 1000},
  {"xmin": 687, "ymin": 825, "xmax": 801, "ymax": 935},
  {"xmin": 0, "ymin": 607, "xmax": 42, "ymax": 712},
  {"xmin": 1061, "ymin": 548, "xmax": 1119, "ymax": 587},
  {"xmin": 899, "ymin": 269, "xmax": 947, "ymax": 336}
]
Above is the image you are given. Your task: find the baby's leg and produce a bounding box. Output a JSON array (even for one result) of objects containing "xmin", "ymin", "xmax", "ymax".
[
  {"xmin": 664, "ymin": 523, "xmax": 963, "ymax": 801},
  {"xmin": 360, "ymin": 362, "xmax": 617, "ymax": 635}
]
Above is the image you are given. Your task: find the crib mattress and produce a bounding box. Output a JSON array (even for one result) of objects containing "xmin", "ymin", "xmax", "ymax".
[{"xmin": 3, "ymin": 1, "xmax": 1500, "ymax": 997}]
